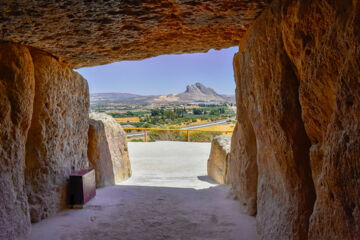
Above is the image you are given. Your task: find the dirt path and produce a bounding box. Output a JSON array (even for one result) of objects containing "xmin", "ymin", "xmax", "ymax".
[{"xmin": 23, "ymin": 142, "xmax": 258, "ymax": 240}]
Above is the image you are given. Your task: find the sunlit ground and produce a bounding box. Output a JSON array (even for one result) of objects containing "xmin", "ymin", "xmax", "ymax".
[
  {"xmin": 23, "ymin": 142, "xmax": 258, "ymax": 240},
  {"xmin": 121, "ymin": 141, "xmax": 216, "ymax": 190}
]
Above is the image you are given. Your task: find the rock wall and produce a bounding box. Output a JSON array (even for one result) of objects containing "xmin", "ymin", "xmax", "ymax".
[
  {"xmin": 25, "ymin": 49, "xmax": 90, "ymax": 223},
  {"xmin": 232, "ymin": 0, "xmax": 360, "ymax": 239},
  {"xmin": 0, "ymin": 43, "xmax": 35, "ymax": 240},
  {"xmin": 0, "ymin": 42, "xmax": 90, "ymax": 237},
  {"xmin": 281, "ymin": 1, "xmax": 360, "ymax": 239},
  {"xmin": 89, "ymin": 113, "xmax": 132, "ymax": 183},
  {"xmin": 207, "ymin": 135, "xmax": 231, "ymax": 184},
  {"xmin": 234, "ymin": 3, "xmax": 316, "ymax": 238},
  {"xmin": 229, "ymin": 52, "xmax": 258, "ymax": 216},
  {"xmin": 88, "ymin": 119, "xmax": 115, "ymax": 188}
]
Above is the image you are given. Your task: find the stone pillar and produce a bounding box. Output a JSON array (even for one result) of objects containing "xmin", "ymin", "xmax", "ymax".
[
  {"xmin": 281, "ymin": 1, "xmax": 360, "ymax": 238},
  {"xmin": 88, "ymin": 118, "xmax": 115, "ymax": 188},
  {"xmin": 232, "ymin": 0, "xmax": 360, "ymax": 239},
  {"xmin": 207, "ymin": 134, "xmax": 231, "ymax": 184},
  {"xmin": 229, "ymin": 52, "xmax": 258, "ymax": 216},
  {"xmin": 25, "ymin": 49, "xmax": 90, "ymax": 222},
  {"xmin": 232, "ymin": 1, "xmax": 316, "ymax": 239},
  {"xmin": 89, "ymin": 113, "xmax": 132, "ymax": 183},
  {"xmin": 0, "ymin": 43, "xmax": 35, "ymax": 239}
]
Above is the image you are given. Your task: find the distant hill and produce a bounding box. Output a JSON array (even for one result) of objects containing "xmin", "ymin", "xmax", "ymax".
[
  {"xmin": 90, "ymin": 92, "xmax": 141, "ymax": 100},
  {"xmin": 178, "ymin": 82, "xmax": 227, "ymax": 102},
  {"xmin": 90, "ymin": 83, "xmax": 235, "ymax": 105},
  {"xmin": 220, "ymin": 94, "xmax": 236, "ymax": 103}
]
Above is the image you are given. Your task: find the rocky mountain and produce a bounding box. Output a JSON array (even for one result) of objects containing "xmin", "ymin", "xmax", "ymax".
[
  {"xmin": 90, "ymin": 83, "xmax": 234, "ymax": 105},
  {"xmin": 176, "ymin": 82, "xmax": 228, "ymax": 102}
]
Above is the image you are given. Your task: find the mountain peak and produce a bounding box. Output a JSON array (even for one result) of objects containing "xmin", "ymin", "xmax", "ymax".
[
  {"xmin": 195, "ymin": 82, "xmax": 205, "ymax": 88},
  {"xmin": 179, "ymin": 83, "xmax": 227, "ymax": 102},
  {"xmin": 185, "ymin": 82, "xmax": 214, "ymax": 93}
]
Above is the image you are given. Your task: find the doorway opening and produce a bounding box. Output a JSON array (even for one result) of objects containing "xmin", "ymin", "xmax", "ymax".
[
  {"xmin": 24, "ymin": 47, "xmax": 259, "ymax": 240},
  {"xmin": 77, "ymin": 47, "xmax": 237, "ymax": 142}
]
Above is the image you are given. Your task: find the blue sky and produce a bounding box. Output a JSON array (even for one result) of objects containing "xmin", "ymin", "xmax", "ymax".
[{"xmin": 76, "ymin": 46, "xmax": 238, "ymax": 95}]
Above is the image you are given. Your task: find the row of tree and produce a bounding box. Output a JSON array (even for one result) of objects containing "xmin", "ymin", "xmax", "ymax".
[
  {"xmin": 151, "ymin": 107, "xmax": 187, "ymax": 119},
  {"xmin": 193, "ymin": 108, "xmax": 225, "ymax": 115}
]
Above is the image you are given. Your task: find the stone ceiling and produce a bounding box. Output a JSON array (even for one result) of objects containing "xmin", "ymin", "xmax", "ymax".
[{"xmin": 0, "ymin": 0, "xmax": 270, "ymax": 68}]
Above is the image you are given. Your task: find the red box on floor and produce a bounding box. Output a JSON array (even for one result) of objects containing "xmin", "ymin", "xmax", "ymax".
[{"xmin": 69, "ymin": 169, "xmax": 96, "ymax": 206}]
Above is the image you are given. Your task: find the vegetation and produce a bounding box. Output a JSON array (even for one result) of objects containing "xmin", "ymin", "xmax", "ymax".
[
  {"xmin": 94, "ymin": 103, "xmax": 236, "ymax": 142},
  {"xmin": 114, "ymin": 117, "xmax": 140, "ymax": 123},
  {"xmin": 197, "ymin": 123, "xmax": 235, "ymax": 132},
  {"xmin": 147, "ymin": 130, "xmax": 225, "ymax": 142},
  {"xmin": 113, "ymin": 106, "xmax": 234, "ymax": 129}
]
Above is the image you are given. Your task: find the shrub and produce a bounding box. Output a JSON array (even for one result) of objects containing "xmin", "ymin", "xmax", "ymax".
[
  {"xmin": 147, "ymin": 130, "xmax": 223, "ymax": 142},
  {"xmin": 131, "ymin": 138, "xmax": 144, "ymax": 142},
  {"xmin": 149, "ymin": 130, "xmax": 186, "ymax": 142},
  {"xmin": 189, "ymin": 131, "xmax": 222, "ymax": 142}
]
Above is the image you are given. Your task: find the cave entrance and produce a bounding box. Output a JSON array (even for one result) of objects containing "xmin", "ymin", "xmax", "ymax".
[
  {"xmin": 77, "ymin": 47, "xmax": 238, "ymax": 186},
  {"xmin": 78, "ymin": 46, "xmax": 238, "ymax": 144},
  {"xmin": 23, "ymin": 47, "xmax": 259, "ymax": 239}
]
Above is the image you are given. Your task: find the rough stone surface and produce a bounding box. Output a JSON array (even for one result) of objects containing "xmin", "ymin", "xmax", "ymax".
[
  {"xmin": 229, "ymin": 53, "xmax": 258, "ymax": 216},
  {"xmin": 0, "ymin": 43, "xmax": 34, "ymax": 240},
  {"xmin": 207, "ymin": 135, "xmax": 231, "ymax": 184},
  {"xmin": 281, "ymin": 1, "xmax": 360, "ymax": 239},
  {"xmin": 234, "ymin": 2, "xmax": 316, "ymax": 238},
  {"xmin": 89, "ymin": 113, "xmax": 132, "ymax": 183},
  {"xmin": 233, "ymin": 0, "xmax": 360, "ymax": 239},
  {"xmin": 25, "ymin": 49, "xmax": 90, "ymax": 223},
  {"xmin": 88, "ymin": 119, "xmax": 115, "ymax": 188},
  {"xmin": 0, "ymin": 0, "xmax": 269, "ymax": 68}
]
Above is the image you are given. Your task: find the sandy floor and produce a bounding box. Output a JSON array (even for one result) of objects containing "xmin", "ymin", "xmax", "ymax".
[{"xmin": 22, "ymin": 142, "xmax": 258, "ymax": 240}]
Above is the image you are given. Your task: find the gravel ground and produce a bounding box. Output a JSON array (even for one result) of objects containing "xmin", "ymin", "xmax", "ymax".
[{"xmin": 22, "ymin": 142, "xmax": 258, "ymax": 240}]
